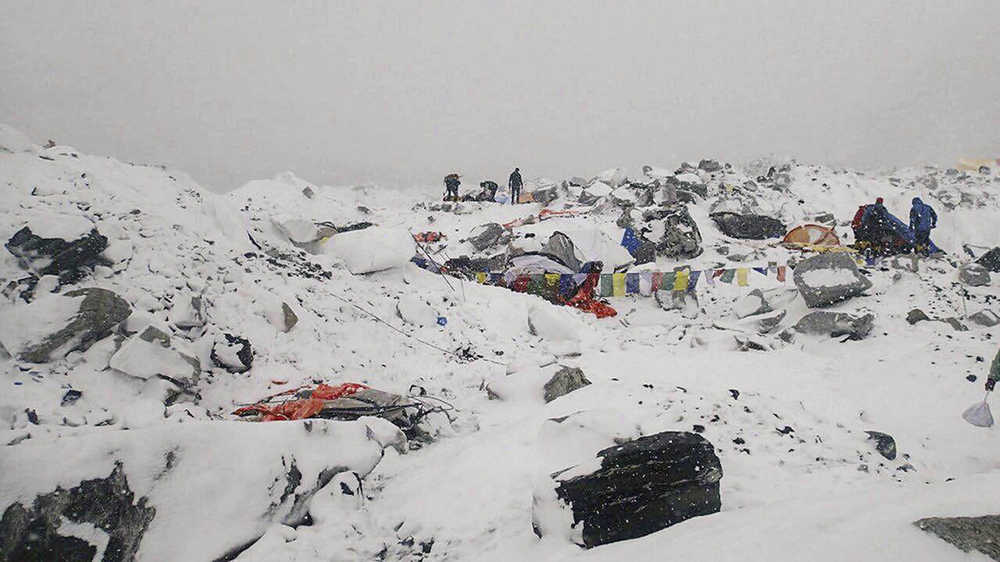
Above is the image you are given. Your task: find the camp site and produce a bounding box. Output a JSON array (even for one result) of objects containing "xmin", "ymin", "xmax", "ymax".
[{"xmin": 3, "ymin": 3, "xmax": 1000, "ymax": 561}]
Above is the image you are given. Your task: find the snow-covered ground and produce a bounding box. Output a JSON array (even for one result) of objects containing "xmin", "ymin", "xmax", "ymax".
[{"xmin": 1, "ymin": 124, "xmax": 999, "ymax": 561}]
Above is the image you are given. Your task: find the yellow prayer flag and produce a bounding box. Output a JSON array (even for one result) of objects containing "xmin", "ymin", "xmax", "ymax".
[
  {"xmin": 736, "ymin": 268, "xmax": 748, "ymax": 286},
  {"xmin": 673, "ymin": 269, "xmax": 689, "ymax": 291},
  {"xmin": 612, "ymin": 273, "xmax": 626, "ymax": 296},
  {"xmin": 476, "ymin": 272, "xmax": 487, "ymax": 284},
  {"xmin": 545, "ymin": 273, "xmax": 560, "ymax": 287}
]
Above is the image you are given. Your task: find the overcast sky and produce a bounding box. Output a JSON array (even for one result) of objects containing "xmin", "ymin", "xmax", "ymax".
[{"xmin": 2, "ymin": 1, "xmax": 998, "ymax": 191}]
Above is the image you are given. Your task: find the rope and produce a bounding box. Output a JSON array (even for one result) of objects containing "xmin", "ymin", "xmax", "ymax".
[{"xmin": 327, "ymin": 290, "xmax": 504, "ymax": 366}]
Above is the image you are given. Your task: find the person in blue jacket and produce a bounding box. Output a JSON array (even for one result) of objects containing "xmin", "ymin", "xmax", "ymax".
[{"xmin": 909, "ymin": 197, "xmax": 937, "ymax": 254}]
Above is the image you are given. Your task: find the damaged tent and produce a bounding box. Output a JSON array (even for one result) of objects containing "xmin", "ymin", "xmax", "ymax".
[
  {"xmin": 854, "ymin": 206, "xmax": 941, "ymax": 255},
  {"xmin": 782, "ymin": 224, "xmax": 841, "ymax": 249},
  {"xmin": 542, "ymin": 231, "xmax": 583, "ymax": 272},
  {"xmin": 233, "ymin": 382, "xmax": 452, "ymax": 440}
]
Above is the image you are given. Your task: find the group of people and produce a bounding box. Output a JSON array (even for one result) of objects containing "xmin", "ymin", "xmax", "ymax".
[
  {"xmin": 851, "ymin": 196, "xmax": 938, "ymax": 256},
  {"xmin": 443, "ymin": 168, "xmax": 524, "ymax": 204}
]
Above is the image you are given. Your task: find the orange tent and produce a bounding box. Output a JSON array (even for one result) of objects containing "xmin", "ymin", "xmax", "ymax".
[{"xmin": 782, "ymin": 224, "xmax": 840, "ymax": 247}]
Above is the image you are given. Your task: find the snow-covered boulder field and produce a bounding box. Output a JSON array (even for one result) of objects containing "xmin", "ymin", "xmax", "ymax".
[{"xmin": 2, "ymin": 125, "xmax": 1000, "ymax": 560}]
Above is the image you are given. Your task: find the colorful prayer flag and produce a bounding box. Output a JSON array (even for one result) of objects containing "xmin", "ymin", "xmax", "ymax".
[
  {"xmin": 600, "ymin": 274, "xmax": 613, "ymax": 297},
  {"xmin": 720, "ymin": 269, "xmax": 735, "ymax": 284},
  {"xmin": 476, "ymin": 272, "xmax": 487, "ymax": 284},
  {"xmin": 626, "ymin": 272, "xmax": 640, "ymax": 295},
  {"xmin": 737, "ymin": 268, "xmax": 749, "ymax": 286},
  {"xmin": 687, "ymin": 270, "xmax": 701, "ymax": 291},
  {"xmin": 777, "ymin": 266, "xmax": 786, "ymax": 282},
  {"xmin": 612, "ymin": 273, "xmax": 626, "ymax": 297},
  {"xmin": 639, "ymin": 271, "xmax": 653, "ymax": 296},
  {"xmin": 673, "ymin": 269, "xmax": 689, "ymax": 291}
]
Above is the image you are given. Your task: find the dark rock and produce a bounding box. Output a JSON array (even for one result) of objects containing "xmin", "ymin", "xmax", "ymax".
[
  {"xmin": 959, "ymin": 263, "xmax": 990, "ymax": 287},
  {"xmin": 281, "ymin": 303, "xmax": 299, "ymax": 333},
  {"xmin": 577, "ymin": 191, "xmax": 602, "ymax": 206},
  {"xmin": 793, "ymin": 311, "xmax": 874, "ymax": 339},
  {"xmin": 468, "ymin": 223, "xmax": 504, "ymax": 252},
  {"xmin": 969, "ymin": 310, "xmax": 1000, "ymax": 328},
  {"xmin": 975, "ymin": 247, "xmax": 1000, "ymax": 272},
  {"xmin": 0, "ymin": 463, "xmax": 155, "ymax": 562},
  {"xmin": 531, "ymin": 186, "xmax": 559, "ymax": 205},
  {"xmin": 733, "ymin": 289, "xmax": 772, "ymax": 318},
  {"xmin": 5, "ymin": 226, "xmax": 108, "ymax": 284},
  {"xmin": 535, "ymin": 431, "xmax": 722, "ymax": 548},
  {"xmin": 864, "ymin": 431, "xmax": 897, "ymax": 460},
  {"xmin": 632, "ymin": 240, "xmax": 657, "ymax": 266},
  {"xmin": 698, "ymin": 159, "xmax": 722, "ymax": 172},
  {"xmin": 792, "ymin": 253, "xmax": 873, "ymax": 308},
  {"xmin": 939, "ymin": 317, "xmax": 969, "ymax": 332},
  {"xmin": 543, "ymin": 367, "xmax": 591, "ymax": 403},
  {"xmin": 61, "ymin": 389, "xmax": 83, "ymax": 406},
  {"xmin": 302, "ymin": 186, "xmax": 315, "ymax": 199},
  {"xmin": 4, "ymin": 288, "xmax": 131, "ymax": 363},
  {"xmin": 907, "ymin": 309, "xmax": 930, "ymax": 325},
  {"xmin": 642, "ymin": 205, "xmax": 703, "ymax": 260},
  {"xmin": 914, "ymin": 515, "xmax": 1000, "ymax": 560},
  {"xmin": 710, "ymin": 212, "xmax": 786, "ymax": 240},
  {"xmin": 757, "ymin": 310, "xmax": 787, "ymax": 334},
  {"xmin": 211, "ymin": 333, "xmax": 254, "ymax": 373}
]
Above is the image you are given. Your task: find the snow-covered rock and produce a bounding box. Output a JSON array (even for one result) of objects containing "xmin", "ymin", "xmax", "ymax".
[
  {"xmin": 110, "ymin": 326, "xmax": 200, "ymax": 382},
  {"xmin": 533, "ymin": 431, "xmax": 722, "ymax": 548},
  {"xmin": 793, "ymin": 253, "xmax": 873, "ymax": 308},
  {"xmin": 0, "ymin": 288, "xmax": 131, "ymax": 363},
  {"xmin": 324, "ymin": 227, "xmax": 413, "ymax": 274},
  {"xmin": 0, "ymin": 419, "xmax": 401, "ymax": 561}
]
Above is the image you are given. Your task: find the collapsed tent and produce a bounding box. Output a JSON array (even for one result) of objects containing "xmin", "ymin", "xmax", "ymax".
[
  {"xmin": 233, "ymin": 382, "xmax": 453, "ymax": 439},
  {"xmin": 542, "ymin": 231, "xmax": 583, "ymax": 272},
  {"xmin": 853, "ymin": 205, "xmax": 940, "ymax": 255},
  {"xmin": 782, "ymin": 224, "xmax": 840, "ymax": 248}
]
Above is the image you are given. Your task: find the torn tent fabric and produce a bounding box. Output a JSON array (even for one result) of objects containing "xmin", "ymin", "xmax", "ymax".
[{"xmin": 232, "ymin": 382, "xmax": 370, "ymax": 421}]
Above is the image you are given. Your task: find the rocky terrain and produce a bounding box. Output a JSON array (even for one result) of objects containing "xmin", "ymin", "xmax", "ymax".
[{"xmin": 1, "ymin": 123, "xmax": 999, "ymax": 561}]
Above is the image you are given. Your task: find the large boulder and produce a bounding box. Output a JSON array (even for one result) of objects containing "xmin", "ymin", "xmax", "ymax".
[
  {"xmin": 969, "ymin": 309, "xmax": 1000, "ymax": 328},
  {"xmin": 467, "ymin": 223, "xmax": 505, "ymax": 252},
  {"xmin": 211, "ymin": 333, "xmax": 254, "ymax": 373},
  {"xmin": 959, "ymin": 263, "xmax": 990, "ymax": 287},
  {"xmin": 0, "ymin": 419, "xmax": 402, "ymax": 561},
  {"xmin": 6, "ymin": 224, "xmax": 108, "ymax": 284},
  {"xmin": 325, "ymin": 227, "xmax": 414, "ymax": 274},
  {"xmin": 913, "ymin": 515, "xmax": 1000, "ymax": 560},
  {"xmin": 0, "ymin": 288, "xmax": 131, "ymax": 363},
  {"xmin": 698, "ymin": 159, "xmax": 723, "ymax": 172},
  {"xmin": 531, "ymin": 186, "xmax": 559, "ymax": 205},
  {"xmin": 543, "ymin": 367, "xmax": 591, "ymax": 403},
  {"xmin": 710, "ymin": 212, "xmax": 786, "ymax": 240},
  {"xmin": 110, "ymin": 326, "xmax": 200, "ymax": 383},
  {"xmin": 793, "ymin": 253, "xmax": 873, "ymax": 308},
  {"xmin": 975, "ymin": 247, "xmax": 1000, "ymax": 272},
  {"xmin": 733, "ymin": 289, "xmax": 772, "ymax": 319},
  {"xmin": 793, "ymin": 311, "xmax": 874, "ymax": 339},
  {"xmin": 642, "ymin": 205, "xmax": 703, "ymax": 260},
  {"xmin": 533, "ymin": 431, "xmax": 722, "ymax": 548}
]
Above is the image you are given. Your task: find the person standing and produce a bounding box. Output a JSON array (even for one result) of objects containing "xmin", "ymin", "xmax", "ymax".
[
  {"xmin": 508, "ymin": 167, "xmax": 523, "ymax": 205},
  {"xmin": 909, "ymin": 197, "xmax": 937, "ymax": 255},
  {"xmin": 443, "ymin": 174, "xmax": 460, "ymax": 202}
]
